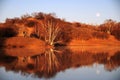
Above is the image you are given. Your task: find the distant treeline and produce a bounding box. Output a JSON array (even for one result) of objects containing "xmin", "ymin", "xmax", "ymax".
[{"xmin": 0, "ymin": 12, "xmax": 120, "ymax": 45}]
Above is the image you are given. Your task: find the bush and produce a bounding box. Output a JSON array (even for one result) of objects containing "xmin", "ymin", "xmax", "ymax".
[
  {"xmin": 111, "ymin": 29, "xmax": 120, "ymax": 40},
  {"xmin": 72, "ymin": 28, "xmax": 93, "ymax": 40},
  {"xmin": 92, "ymin": 31, "xmax": 109, "ymax": 39},
  {"xmin": 0, "ymin": 27, "xmax": 18, "ymax": 37}
]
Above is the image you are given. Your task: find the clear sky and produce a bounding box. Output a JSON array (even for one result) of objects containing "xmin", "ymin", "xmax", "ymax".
[{"xmin": 0, "ymin": 0, "xmax": 120, "ymax": 24}]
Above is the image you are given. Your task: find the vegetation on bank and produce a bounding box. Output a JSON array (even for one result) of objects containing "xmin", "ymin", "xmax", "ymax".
[{"xmin": 0, "ymin": 12, "xmax": 120, "ymax": 46}]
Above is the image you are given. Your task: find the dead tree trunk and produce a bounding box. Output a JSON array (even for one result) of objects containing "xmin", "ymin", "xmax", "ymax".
[{"xmin": 41, "ymin": 19, "xmax": 60, "ymax": 46}]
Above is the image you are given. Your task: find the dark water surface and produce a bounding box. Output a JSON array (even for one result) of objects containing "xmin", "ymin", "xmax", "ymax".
[{"xmin": 0, "ymin": 46, "xmax": 120, "ymax": 80}]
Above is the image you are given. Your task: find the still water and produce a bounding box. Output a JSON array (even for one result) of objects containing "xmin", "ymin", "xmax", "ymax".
[{"xmin": 0, "ymin": 46, "xmax": 120, "ymax": 80}]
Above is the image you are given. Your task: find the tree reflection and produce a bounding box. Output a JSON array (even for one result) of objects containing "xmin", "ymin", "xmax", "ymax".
[
  {"xmin": 0, "ymin": 47, "xmax": 120, "ymax": 79},
  {"xmin": 33, "ymin": 48, "xmax": 61, "ymax": 78},
  {"xmin": 32, "ymin": 47, "xmax": 72, "ymax": 78},
  {"xmin": 104, "ymin": 51, "xmax": 120, "ymax": 71}
]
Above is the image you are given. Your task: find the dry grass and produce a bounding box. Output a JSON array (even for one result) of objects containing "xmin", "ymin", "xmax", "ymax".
[
  {"xmin": 68, "ymin": 46, "xmax": 120, "ymax": 56},
  {"xmin": 3, "ymin": 37, "xmax": 46, "ymax": 57},
  {"xmin": 68, "ymin": 36, "xmax": 120, "ymax": 46},
  {"xmin": 5, "ymin": 37, "xmax": 45, "ymax": 47},
  {"xmin": 68, "ymin": 36, "xmax": 120, "ymax": 56}
]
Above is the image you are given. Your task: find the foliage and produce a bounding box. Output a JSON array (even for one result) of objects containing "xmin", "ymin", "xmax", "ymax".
[
  {"xmin": 111, "ymin": 23, "xmax": 120, "ymax": 40},
  {"xmin": 92, "ymin": 31, "xmax": 109, "ymax": 39},
  {"xmin": 0, "ymin": 26, "xmax": 18, "ymax": 37},
  {"xmin": 0, "ymin": 12, "xmax": 120, "ymax": 45}
]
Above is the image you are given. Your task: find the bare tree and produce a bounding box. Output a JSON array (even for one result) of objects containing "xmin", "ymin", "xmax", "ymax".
[
  {"xmin": 104, "ymin": 19, "xmax": 116, "ymax": 34},
  {"xmin": 26, "ymin": 15, "xmax": 61, "ymax": 46},
  {"xmin": 40, "ymin": 18, "xmax": 61, "ymax": 46}
]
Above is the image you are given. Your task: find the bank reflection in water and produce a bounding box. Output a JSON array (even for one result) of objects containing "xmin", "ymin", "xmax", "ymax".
[{"xmin": 0, "ymin": 46, "xmax": 120, "ymax": 79}]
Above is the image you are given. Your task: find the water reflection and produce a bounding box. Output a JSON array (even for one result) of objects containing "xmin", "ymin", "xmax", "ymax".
[
  {"xmin": 30, "ymin": 47, "xmax": 72, "ymax": 78},
  {"xmin": 0, "ymin": 46, "xmax": 120, "ymax": 79}
]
